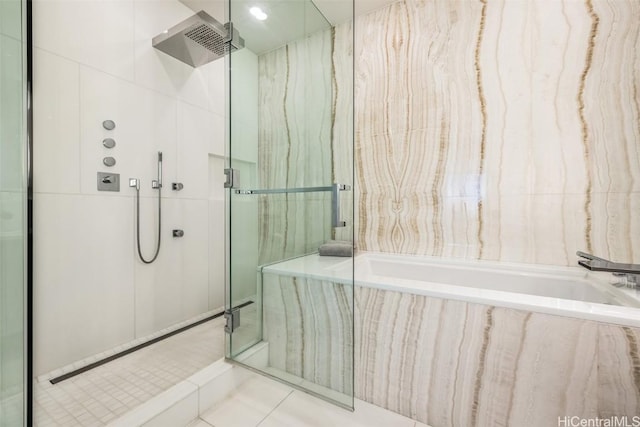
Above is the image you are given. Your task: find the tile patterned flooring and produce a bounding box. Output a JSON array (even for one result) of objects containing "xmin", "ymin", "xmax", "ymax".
[
  {"xmin": 34, "ymin": 312, "xmax": 430, "ymax": 427},
  {"xmin": 191, "ymin": 373, "xmax": 430, "ymax": 427},
  {"xmin": 34, "ymin": 317, "xmax": 225, "ymax": 426}
]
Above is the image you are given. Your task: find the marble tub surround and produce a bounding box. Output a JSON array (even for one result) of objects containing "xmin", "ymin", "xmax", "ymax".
[
  {"xmin": 597, "ymin": 325, "xmax": 640, "ymax": 418},
  {"xmin": 355, "ymin": 288, "xmax": 603, "ymax": 426},
  {"xmin": 261, "ymin": 272, "xmax": 354, "ymax": 397},
  {"xmin": 264, "ymin": 252, "xmax": 640, "ymax": 327},
  {"xmin": 350, "ymin": 0, "xmax": 640, "ymax": 266},
  {"xmin": 261, "ymin": 254, "xmax": 640, "ymax": 424}
]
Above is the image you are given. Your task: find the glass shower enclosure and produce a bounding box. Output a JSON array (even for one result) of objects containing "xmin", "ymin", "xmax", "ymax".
[
  {"xmin": 224, "ymin": 0, "xmax": 354, "ymax": 409},
  {"xmin": 0, "ymin": 0, "xmax": 28, "ymax": 424}
]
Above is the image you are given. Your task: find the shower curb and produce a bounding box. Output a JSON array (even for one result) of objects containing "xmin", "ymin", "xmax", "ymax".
[
  {"xmin": 107, "ymin": 343, "xmax": 269, "ymax": 426},
  {"xmin": 106, "ymin": 359, "xmax": 237, "ymax": 426}
]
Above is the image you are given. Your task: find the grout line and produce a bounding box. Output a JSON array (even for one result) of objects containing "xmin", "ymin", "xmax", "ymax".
[
  {"xmin": 255, "ymin": 389, "xmax": 294, "ymax": 426},
  {"xmin": 199, "ymin": 417, "xmax": 216, "ymax": 427},
  {"xmin": 32, "ymin": 190, "xmax": 217, "ymax": 201},
  {"xmin": 33, "ymin": 45, "xmax": 216, "ymax": 113}
]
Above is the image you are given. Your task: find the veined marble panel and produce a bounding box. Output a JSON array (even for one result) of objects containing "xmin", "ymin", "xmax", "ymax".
[
  {"xmin": 355, "ymin": 287, "xmax": 599, "ymax": 426},
  {"xmin": 256, "ymin": 193, "xmax": 332, "ymax": 264},
  {"xmin": 598, "ymin": 324, "xmax": 640, "ymax": 417},
  {"xmin": 351, "ymin": 0, "xmax": 640, "ymax": 265},
  {"xmin": 262, "ymin": 273, "xmax": 354, "ymax": 395},
  {"xmin": 333, "ymin": 21, "xmax": 355, "ymax": 243},
  {"xmin": 257, "ymin": 29, "xmax": 338, "ymax": 264}
]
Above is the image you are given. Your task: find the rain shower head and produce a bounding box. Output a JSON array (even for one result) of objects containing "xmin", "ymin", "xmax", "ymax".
[{"xmin": 152, "ymin": 11, "xmax": 244, "ymax": 67}]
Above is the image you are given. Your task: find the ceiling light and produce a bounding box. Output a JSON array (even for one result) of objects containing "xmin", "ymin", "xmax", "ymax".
[{"xmin": 249, "ymin": 6, "xmax": 268, "ymax": 20}]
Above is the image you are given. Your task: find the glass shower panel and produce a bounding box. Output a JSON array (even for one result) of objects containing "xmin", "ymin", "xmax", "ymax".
[
  {"xmin": 226, "ymin": 0, "xmax": 354, "ymax": 409},
  {"xmin": 0, "ymin": 0, "xmax": 27, "ymax": 424}
]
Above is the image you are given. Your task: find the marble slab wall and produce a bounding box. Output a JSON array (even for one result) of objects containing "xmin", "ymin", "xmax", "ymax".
[
  {"xmin": 263, "ymin": 274, "xmax": 640, "ymax": 425},
  {"xmin": 257, "ymin": 30, "xmax": 337, "ymax": 264},
  {"xmin": 350, "ymin": 0, "xmax": 640, "ymax": 266}
]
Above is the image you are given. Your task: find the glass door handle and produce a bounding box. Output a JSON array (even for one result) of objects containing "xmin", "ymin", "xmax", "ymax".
[
  {"xmin": 332, "ymin": 183, "xmax": 351, "ymax": 228},
  {"xmin": 234, "ymin": 186, "xmax": 333, "ymax": 195},
  {"xmin": 232, "ymin": 183, "xmax": 351, "ymax": 228}
]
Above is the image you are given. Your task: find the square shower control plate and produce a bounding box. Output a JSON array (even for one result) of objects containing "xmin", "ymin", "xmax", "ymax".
[{"xmin": 97, "ymin": 172, "xmax": 120, "ymax": 192}]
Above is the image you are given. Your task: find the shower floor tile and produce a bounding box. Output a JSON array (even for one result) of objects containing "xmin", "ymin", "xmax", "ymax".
[{"xmin": 34, "ymin": 316, "xmax": 225, "ymax": 427}]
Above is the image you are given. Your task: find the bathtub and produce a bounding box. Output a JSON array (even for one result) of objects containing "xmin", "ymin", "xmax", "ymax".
[{"xmin": 262, "ymin": 251, "xmax": 640, "ymax": 327}]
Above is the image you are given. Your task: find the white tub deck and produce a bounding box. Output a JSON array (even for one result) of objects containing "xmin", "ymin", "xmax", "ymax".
[{"xmin": 262, "ymin": 252, "xmax": 640, "ymax": 327}]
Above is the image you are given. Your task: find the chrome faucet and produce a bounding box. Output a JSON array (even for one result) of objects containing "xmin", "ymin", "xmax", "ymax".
[{"xmin": 577, "ymin": 251, "xmax": 640, "ymax": 287}]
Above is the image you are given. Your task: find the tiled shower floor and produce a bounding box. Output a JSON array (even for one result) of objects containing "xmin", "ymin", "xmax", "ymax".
[{"xmin": 34, "ymin": 316, "xmax": 225, "ymax": 426}]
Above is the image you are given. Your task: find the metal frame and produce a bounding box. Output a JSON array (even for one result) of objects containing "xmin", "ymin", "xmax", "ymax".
[
  {"xmin": 234, "ymin": 184, "xmax": 351, "ymax": 228},
  {"xmin": 26, "ymin": 0, "xmax": 34, "ymax": 422}
]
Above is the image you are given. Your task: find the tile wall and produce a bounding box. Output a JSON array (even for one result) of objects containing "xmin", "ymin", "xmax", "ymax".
[{"xmin": 32, "ymin": 0, "xmax": 234, "ymax": 375}]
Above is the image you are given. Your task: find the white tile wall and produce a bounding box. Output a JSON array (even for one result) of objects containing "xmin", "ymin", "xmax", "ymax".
[
  {"xmin": 180, "ymin": 199, "xmax": 212, "ymax": 318},
  {"xmin": 134, "ymin": 197, "xmax": 185, "ymax": 337},
  {"xmin": 33, "ymin": 49, "xmax": 80, "ymax": 194},
  {"xmin": 78, "ymin": 66, "xmax": 178, "ymax": 198},
  {"xmin": 133, "ymin": 0, "xmax": 194, "ymax": 98},
  {"xmin": 33, "ymin": 193, "xmax": 136, "ymax": 375},
  {"xmin": 205, "ymin": 58, "xmax": 226, "ymax": 117},
  {"xmin": 33, "ymin": 0, "xmax": 135, "ymax": 81},
  {"xmin": 207, "ymin": 199, "xmax": 225, "ymax": 311},
  {"xmin": 33, "ymin": 0, "xmax": 228, "ymax": 376},
  {"xmin": 177, "ymin": 102, "xmax": 217, "ymax": 200}
]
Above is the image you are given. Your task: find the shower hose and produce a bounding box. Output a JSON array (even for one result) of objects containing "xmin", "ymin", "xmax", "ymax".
[{"xmin": 134, "ymin": 185, "xmax": 161, "ymax": 264}]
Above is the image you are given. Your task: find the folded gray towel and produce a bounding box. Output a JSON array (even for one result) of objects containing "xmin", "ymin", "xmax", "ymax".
[{"xmin": 319, "ymin": 240, "xmax": 353, "ymax": 257}]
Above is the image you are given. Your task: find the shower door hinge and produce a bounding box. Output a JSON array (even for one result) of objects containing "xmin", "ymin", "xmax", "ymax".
[
  {"xmin": 224, "ymin": 308, "xmax": 240, "ymax": 334},
  {"xmin": 224, "ymin": 168, "xmax": 239, "ymax": 188}
]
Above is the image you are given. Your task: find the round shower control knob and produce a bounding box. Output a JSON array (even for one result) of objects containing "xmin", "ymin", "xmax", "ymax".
[
  {"xmin": 102, "ymin": 120, "xmax": 116, "ymax": 130},
  {"xmin": 103, "ymin": 157, "xmax": 116, "ymax": 167},
  {"xmin": 103, "ymin": 138, "xmax": 116, "ymax": 149}
]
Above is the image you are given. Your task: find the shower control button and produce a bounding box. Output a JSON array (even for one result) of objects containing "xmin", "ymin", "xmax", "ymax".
[
  {"xmin": 103, "ymin": 138, "xmax": 116, "ymax": 149},
  {"xmin": 97, "ymin": 172, "xmax": 120, "ymax": 192},
  {"xmin": 102, "ymin": 120, "xmax": 116, "ymax": 130},
  {"xmin": 172, "ymin": 229, "xmax": 184, "ymax": 238},
  {"xmin": 103, "ymin": 156, "xmax": 116, "ymax": 167}
]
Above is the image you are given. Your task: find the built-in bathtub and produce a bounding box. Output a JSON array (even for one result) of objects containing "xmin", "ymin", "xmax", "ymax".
[
  {"xmin": 264, "ymin": 251, "xmax": 640, "ymax": 326},
  {"xmin": 261, "ymin": 252, "xmax": 640, "ymax": 426}
]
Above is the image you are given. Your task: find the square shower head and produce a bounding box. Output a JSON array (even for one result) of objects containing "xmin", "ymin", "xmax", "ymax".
[{"xmin": 152, "ymin": 11, "xmax": 244, "ymax": 67}]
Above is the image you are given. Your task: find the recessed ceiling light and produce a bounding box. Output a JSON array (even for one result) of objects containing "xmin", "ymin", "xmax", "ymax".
[{"xmin": 249, "ymin": 6, "xmax": 268, "ymax": 20}]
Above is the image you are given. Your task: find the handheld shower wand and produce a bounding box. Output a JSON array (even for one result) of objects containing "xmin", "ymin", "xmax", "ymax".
[
  {"xmin": 152, "ymin": 151, "xmax": 162, "ymax": 189},
  {"xmin": 130, "ymin": 151, "xmax": 163, "ymax": 264}
]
